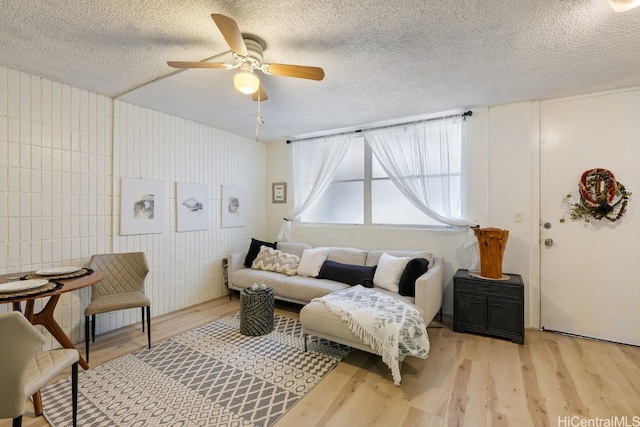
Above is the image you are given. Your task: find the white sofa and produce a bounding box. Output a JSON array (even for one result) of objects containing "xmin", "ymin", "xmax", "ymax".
[{"xmin": 225, "ymin": 242, "xmax": 444, "ymax": 330}]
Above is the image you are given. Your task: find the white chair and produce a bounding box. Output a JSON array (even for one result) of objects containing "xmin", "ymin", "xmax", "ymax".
[{"xmin": 0, "ymin": 311, "xmax": 79, "ymax": 427}]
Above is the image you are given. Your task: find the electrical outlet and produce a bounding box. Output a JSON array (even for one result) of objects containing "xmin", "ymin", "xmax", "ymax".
[{"xmin": 514, "ymin": 211, "xmax": 523, "ymax": 222}]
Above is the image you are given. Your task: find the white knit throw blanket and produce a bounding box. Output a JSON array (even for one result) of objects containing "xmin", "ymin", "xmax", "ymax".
[{"xmin": 314, "ymin": 285, "xmax": 430, "ymax": 385}]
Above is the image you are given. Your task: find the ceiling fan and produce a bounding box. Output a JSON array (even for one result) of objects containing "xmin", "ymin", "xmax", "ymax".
[{"xmin": 167, "ymin": 13, "xmax": 325, "ymax": 102}]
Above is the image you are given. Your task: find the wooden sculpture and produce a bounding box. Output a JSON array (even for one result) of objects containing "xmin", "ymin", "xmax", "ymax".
[{"xmin": 473, "ymin": 227, "xmax": 509, "ymax": 279}]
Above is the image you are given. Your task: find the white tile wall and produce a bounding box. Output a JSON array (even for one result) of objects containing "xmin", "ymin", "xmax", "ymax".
[
  {"xmin": 0, "ymin": 67, "xmax": 114, "ymax": 348},
  {"xmin": 0, "ymin": 66, "xmax": 266, "ymax": 349},
  {"xmin": 110, "ymin": 100, "xmax": 266, "ymax": 333}
]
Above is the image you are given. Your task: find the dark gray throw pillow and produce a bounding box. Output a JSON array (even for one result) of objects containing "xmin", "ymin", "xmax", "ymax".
[
  {"xmin": 244, "ymin": 238, "xmax": 277, "ymax": 267},
  {"xmin": 398, "ymin": 258, "xmax": 430, "ymax": 297},
  {"xmin": 317, "ymin": 260, "xmax": 376, "ymax": 288}
]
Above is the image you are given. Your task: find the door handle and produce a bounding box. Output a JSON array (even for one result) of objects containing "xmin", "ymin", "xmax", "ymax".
[{"xmin": 544, "ymin": 238, "xmax": 553, "ymax": 247}]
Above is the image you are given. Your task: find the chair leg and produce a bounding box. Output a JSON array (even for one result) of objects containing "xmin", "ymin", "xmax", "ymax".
[
  {"xmin": 72, "ymin": 361, "xmax": 78, "ymax": 427},
  {"xmin": 141, "ymin": 306, "xmax": 145, "ymax": 332},
  {"xmin": 84, "ymin": 315, "xmax": 90, "ymax": 363},
  {"xmin": 91, "ymin": 314, "xmax": 96, "ymax": 343},
  {"xmin": 146, "ymin": 306, "xmax": 151, "ymax": 349},
  {"xmin": 12, "ymin": 415, "xmax": 22, "ymax": 427}
]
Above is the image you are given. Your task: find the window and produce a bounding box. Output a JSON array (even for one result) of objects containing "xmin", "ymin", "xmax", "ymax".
[
  {"xmin": 300, "ymin": 138, "xmax": 364, "ymax": 224},
  {"xmin": 298, "ymin": 116, "xmax": 466, "ymax": 228},
  {"xmin": 371, "ymin": 151, "xmax": 460, "ymax": 226}
]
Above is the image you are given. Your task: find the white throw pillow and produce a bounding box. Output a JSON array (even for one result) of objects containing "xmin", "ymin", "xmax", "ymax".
[
  {"xmin": 373, "ymin": 252, "xmax": 411, "ymax": 292},
  {"xmin": 251, "ymin": 246, "xmax": 300, "ymax": 276},
  {"xmin": 297, "ymin": 247, "xmax": 330, "ymax": 277}
]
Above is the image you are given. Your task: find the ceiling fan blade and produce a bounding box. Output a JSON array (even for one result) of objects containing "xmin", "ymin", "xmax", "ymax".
[
  {"xmin": 167, "ymin": 61, "xmax": 228, "ymax": 69},
  {"xmin": 264, "ymin": 63, "xmax": 325, "ymax": 81},
  {"xmin": 211, "ymin": 14, "xmax": 248, "ymax": 57},
  {"xmin": 251, "ymin": 84, "xmax": 268, "ymax": 102}
]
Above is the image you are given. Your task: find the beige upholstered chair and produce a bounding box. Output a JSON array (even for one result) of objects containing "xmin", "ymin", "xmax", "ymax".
[
  {"xmin": 0, "ymin": 311, "xmax": 79, "ymax": 427},
  {"xmin": 85, "ymin": 252, "xmax": 151, "ymax": 362}
]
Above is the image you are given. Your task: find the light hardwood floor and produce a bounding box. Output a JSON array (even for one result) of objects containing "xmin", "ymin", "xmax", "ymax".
[{"xmin": 4, "ymin": 297, "xmax": 640, "ymax": 427}]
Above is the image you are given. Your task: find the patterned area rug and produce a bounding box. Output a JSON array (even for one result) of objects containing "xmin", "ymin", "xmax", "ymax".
[{"xmin": 41, "ymin": 313, "xmax": 351, "ymax": 426}]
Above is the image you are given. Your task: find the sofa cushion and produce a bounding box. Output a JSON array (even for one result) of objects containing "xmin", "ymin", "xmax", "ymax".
[
  {"xmin": 251, "ymin": 246, "xmax": 300, "ymax": 276},
  {"xmin": 398, "ymin": 258, "xmax": 430, "ymax": 297},
  {"xmin": 232, "ymin": 268, "xmax": 285, "ymax": 290},
  {"xmin": 373, "ymin": 253, "xmax": 411, "ymax": 292},
  {"xmin": 326, "ymin": 247, "xmax": 367, "ymax": 266},
  {"xmin": 297, "ymin": 247, "xmax": 330, "ymax": 277},
  {"xmin": 277, "ymin": 275, "xmax": 349, "ymax": 302},
  {"xmin": 317, "ymin": 260, "xmax": 376, "ymax": 288},
  {"xmin": 244, "ymin": 238, "xmax": 277, "ymax": 267},
  {"xmin": 277, "ymin": 241, "xmax": 313, "ymax": 258}
]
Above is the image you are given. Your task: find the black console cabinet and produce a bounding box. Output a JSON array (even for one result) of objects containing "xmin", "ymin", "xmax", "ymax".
[{"xmin": 453, "ymin": 269, "xmax": 524, "ymax": 344}]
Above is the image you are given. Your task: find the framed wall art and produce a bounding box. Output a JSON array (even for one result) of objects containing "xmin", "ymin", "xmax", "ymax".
[
  {"xmin": 176, "ymin": 182, "xmax": 209, "ymax": 232},
  {"xmin": 120, "ymin": 177, "xmax": 164, "ymax": 235},
  {"xmin": 272, "ymin": 182, "xmax": 287, "ymax": 204},
  {"xmin": 221, "ymin": 185, "xmax": 247, "ymax": 228}
]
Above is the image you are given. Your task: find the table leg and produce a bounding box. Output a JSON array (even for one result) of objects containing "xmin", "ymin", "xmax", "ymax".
[
  {"xmin": 24, "ymin": 295, "xmax": 90, "ymax": 370},
  {"xmin": 33, "ymin": 391, "xmax": 43, "ymax": 416}
]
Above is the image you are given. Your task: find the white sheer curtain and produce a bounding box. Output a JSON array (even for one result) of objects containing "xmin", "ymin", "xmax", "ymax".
[
  {"xmin": 363, "ymin": 115, "xmax": 475, "ymax": 227},
  {"xmin": 277, "ymin": 134, "xmax": 352, "ymax": 241},
  {"xmin": 364, "ymin": 116, "xmax": 478, "ymax": 268}
]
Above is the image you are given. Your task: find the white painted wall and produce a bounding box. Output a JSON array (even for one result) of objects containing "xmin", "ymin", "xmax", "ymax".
[
  {"xmin": 0, "ymin": 66, "xmax": 266, "ymax": 349},
  {"xmin": 486, "ymin": 102, "xmax": 540, "ymax": 328}
]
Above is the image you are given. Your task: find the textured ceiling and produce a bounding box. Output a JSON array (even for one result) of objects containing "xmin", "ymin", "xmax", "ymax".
[{"xmin": 1, "ymin": 1, "xmax": 639, "ymax": 141}]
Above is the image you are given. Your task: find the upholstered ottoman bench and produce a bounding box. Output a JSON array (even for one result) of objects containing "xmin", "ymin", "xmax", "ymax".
[
  {"xmin": 299, "ymin": 286, "xmax": 430, "ymax": 385},
  {"xmin": 301, "ymin": 299, "xmax": 384, "ymax": 355}
]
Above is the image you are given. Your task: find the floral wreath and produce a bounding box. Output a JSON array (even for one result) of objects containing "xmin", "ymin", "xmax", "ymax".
[{"xmin": 561, "ymin": 168, "xmax": 631, "ymax": 223}]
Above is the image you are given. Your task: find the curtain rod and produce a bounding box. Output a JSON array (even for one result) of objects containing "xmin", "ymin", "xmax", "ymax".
[{"xmin": 286, "ymin": 110, "xmax": 472, "ymax": 144}]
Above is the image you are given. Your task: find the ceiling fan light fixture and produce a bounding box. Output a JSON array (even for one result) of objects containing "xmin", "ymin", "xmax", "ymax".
[
  {"xmin": 608, "ymin": 0, "xmax": 640, "ymax": 12},
  {"xmin": 233, "ymin": 70, "xmax": 260, "ymax": 94}
]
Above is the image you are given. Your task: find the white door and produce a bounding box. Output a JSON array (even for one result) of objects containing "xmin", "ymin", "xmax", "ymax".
[{"xmin": 540, "ymin": 89, "xmax": 640, "ymax": 346}]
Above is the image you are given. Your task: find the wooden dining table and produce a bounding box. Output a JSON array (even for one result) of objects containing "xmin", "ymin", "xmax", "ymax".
[
  {"xmin": 1, "ymin": 269, "xmax": 104, "ymax": 416},
  {"xmin": 0, "ymin": 269, "xmax": 105, "ymax": 370}
]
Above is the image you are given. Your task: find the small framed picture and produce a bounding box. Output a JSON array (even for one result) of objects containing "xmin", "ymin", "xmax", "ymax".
[
  {"xmin": 176, "ymin": 182, "xmax": 208, "ymax": 232},
  {"xmin": 221, "ymin": 185, "xmax": 246, "ymax": 228},
  {"xmin": 272, "ymin": 182, "xmax": 287, "ymax": 204},
  {"xmin": 120, "ymin": 177, "xmax": 164, "ymax": 235}
]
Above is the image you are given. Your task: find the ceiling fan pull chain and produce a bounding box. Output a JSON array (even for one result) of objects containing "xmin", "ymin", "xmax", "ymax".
[{"xmin": 255, "ymin": 93, "xmax": 264, "ymax": 142}]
